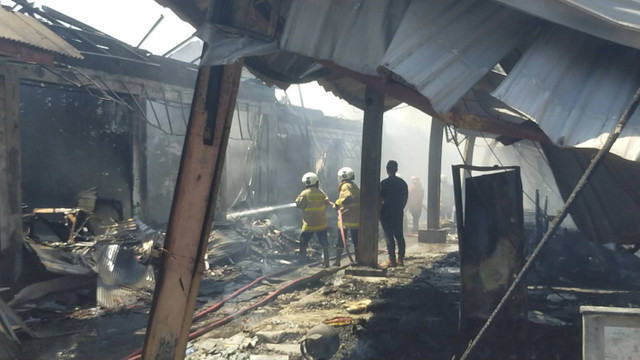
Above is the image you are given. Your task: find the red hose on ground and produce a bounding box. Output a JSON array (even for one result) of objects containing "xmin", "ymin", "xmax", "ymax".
[
  {"xmin": 122, "ymin": 263, "xmax": 351, "ymax": 360},
  {"xmin": 193, "ymin": 265, "xmax": 297, "ymax": 320}
]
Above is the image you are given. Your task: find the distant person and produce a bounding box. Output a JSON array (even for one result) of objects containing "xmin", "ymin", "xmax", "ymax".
[
  {"xmin": 332, "ymin": 167, "xmax": 360, "ymax": 266},
  {"xmin": 379, "ymin": 160, "xmax": 409, "ymax": 267},
  {"xmin": 440, "ymin": 175, "xmax": 455, "ymax": 221},
  {"xmin": 407, "ymin": 176, "xmax": 424, "ymax": 233},
  {"xmin": 295, "ymin": 172, "xmax": 330, "ymax": 267}
]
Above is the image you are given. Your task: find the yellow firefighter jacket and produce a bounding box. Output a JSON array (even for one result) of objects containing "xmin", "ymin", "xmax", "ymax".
[
  {"xmin": 295, "ymin": 186, "xmax": 329, "ymax": 232},
  {"xmin": 335, "ymin": 180, "xmax": 360, "ymax": 229}
]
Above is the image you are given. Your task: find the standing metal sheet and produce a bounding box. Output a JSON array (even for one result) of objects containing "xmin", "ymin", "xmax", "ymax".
[{"xmin": 454, "ymin": 166, "xmax": 526, "ymax": 325}]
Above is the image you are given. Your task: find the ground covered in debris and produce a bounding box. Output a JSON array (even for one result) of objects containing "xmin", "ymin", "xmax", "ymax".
[{"xmin": 11, "ymin": 219, "xmax": 640, "ymax": 360}]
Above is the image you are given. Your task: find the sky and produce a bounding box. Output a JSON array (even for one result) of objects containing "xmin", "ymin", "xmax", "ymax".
[{"xmin": 11, "ymin": 0, "xmax": 468, "ymax": 197}]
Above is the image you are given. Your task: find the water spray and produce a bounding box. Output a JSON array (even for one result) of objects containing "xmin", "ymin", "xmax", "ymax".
[{"xmin": 226, "ymin": 202, "xmax": 296, "ymax": 219}]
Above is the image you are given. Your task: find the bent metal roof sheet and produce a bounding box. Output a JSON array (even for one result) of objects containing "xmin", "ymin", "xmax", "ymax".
[
  {"xmin": 157, "ymin": 0, "xmax": 640, "ymax": 162},
  {"xmin": 0, "ymin": 7, "xmax": 82, "ymax": 59}
]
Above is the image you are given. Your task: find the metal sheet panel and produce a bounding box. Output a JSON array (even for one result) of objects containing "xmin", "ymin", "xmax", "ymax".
[
  {"xmin": 543, "ymin": 144, "xmax": 640, "ymax": 246},
  {"xmin": 316, "ymin": 73, "xmax": 401, "ymax": 111},
  {"xmin": 455, "ymin": 167, "xmax": 526, "ymax": 322},
  {"xmin": 379, "ymin": 0, "xmax": 540, "ymax": 113},
  {"xmin": 493, "ymin": 25, "xmax": 640, "ymax": 162},
  {"xmin": 95, "ymin": 243, "xmax": 155, "ymax": 308},
  {"xmin": 280, "ymin": 0, "xmax": 411, "ymax": 76},
  {"xmin": 493, "ymin": 0, "xmax": 640, "ymax": 50},
  {"xmin": 0, "ymin": 8, "xmax": 82, "ymax": 59},
  {"xmin": 24, "ymin": 238, "xmax": 94, "ymax": 276}
]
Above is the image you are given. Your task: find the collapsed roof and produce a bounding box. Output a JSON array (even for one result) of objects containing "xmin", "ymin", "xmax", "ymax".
[{"xmin": 156, "ymin": 0, "xmax": 640, "ymax": 162}]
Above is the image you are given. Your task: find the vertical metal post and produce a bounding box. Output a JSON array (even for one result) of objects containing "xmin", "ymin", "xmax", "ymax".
[
  {"xmin": 463, "ymin": 135, "xmax": 475, "ymax": 178},
  {"xmin": 0, "ymin": 64, "xmax": 22, "ymax": 290},
  {"xmin": 427, "ymin": 119, "xmax": 444, "ymax": 229},
  {"xmin": 357, "ymin": 86, "xmax": 384, "ymax": 267},
  {"xmin": 535, "ymin": 189, "xmax": 542, "ymax": 243},
  {"xmin": 142, "ymin": 62, "xmax": 243, "ymax": 359},
  {"xmin": 131, "ymin": 96, "xmax": 148, "ymax": 218}
]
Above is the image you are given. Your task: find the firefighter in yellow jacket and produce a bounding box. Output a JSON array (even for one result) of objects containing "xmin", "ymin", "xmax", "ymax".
[
  {"xmin": 333, "ymin": 167, "xmax": 360, "ymax": 266},
  {"xmin": 295, "ymin": 172, "xmax": 331, "ymax": 267}
]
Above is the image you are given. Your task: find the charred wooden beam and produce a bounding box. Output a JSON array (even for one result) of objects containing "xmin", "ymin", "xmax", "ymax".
[
  {"xmin": 0, "ymin": 64, "xmax": 22, "ymax": 290},
  {"xmin": 141, "ymin": 62, "xmax": 243, "ymax": 359},
  {"xmin": 0, "ymin": 39, "xmax": 54, "ymax": 66},
  {"xmin": 9, "ymin": 62, "xmax": 194, "ymax": 103}
]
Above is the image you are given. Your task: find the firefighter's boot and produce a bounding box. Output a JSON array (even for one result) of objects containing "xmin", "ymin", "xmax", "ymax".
[
  {"xmin": 333, "ymin": 248, "xmax": 343, "ymax": 266},
  {"xmin": 322, "ymin": 247, "xmax": 330, "ymax": 268}
]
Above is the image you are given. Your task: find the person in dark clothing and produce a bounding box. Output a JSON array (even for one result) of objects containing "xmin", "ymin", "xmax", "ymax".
[{"xmin": 379, "ymin": 160, "xmax": 408, "ymax": 267}]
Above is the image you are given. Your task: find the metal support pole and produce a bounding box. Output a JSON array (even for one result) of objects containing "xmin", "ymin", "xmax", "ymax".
[
  {"xmin": 0, "ymin": 64, "xmax": 22, "ymax": 290},
  {"xmin": 463, "ymin": 135, "xmax": 475, "ymax": 178},
  {"xmin": 131, "ymin": 95, "xmax": 148, "ymax": 218},
  {"xmin": 137, "ymin": 14, "xmax": 165, "ymax": 48},
  {"xmin": 142, "ymin": 61, "xmax": 243, "ymax": 359},
  {"xmin": 427, "ymin": 119, "xmax": 444, "ymax": 229},
  {"xmin": 357, "ymin": 86, "xmax": 385, "ymax": 267}
]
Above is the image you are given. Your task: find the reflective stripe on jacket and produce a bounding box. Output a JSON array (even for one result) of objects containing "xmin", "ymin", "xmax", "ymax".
[
  {"xmin": 335, "ymin": 181, "xmax": 360, "ymax": 229},
  {"xmin": 295, "ymin": 187, "xmax": 328, "ymax": 232}
]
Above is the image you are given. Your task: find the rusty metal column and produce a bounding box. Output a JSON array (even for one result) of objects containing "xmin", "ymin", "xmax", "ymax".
[
  {"xmin": 142, "ymin": 62, "xmax": 243, "ymax": 359},
  {"xmin": 357, "ymin": 86, "xmax": 385, "ymax": 267},
  {"xmin": 427, "ymin": 118, "xmax": 444, "ymax": 229},
  {"xmin": 0, "ymin": 64, "xmax": 22, "ymax": 290}
]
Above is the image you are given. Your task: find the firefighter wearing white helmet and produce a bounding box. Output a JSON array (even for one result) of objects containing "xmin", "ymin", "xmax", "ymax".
[
  {"xmin": 332, "ymin": 167, "xmax": 360, "ymax": 265},
  {"xmin": 295, "ymin": 172, "xmax": 330, "ymax": 267}
]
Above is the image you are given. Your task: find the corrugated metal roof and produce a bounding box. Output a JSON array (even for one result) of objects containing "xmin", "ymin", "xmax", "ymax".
[
  {"xmin": 0, "ymin": 7, "xmax": 82, "ymax": 59},
  {"xmin": 492, "ymin": 25, "xmax": 640, "ymax": 162},
  {"xmin": 493, "ymin": 0, "xmax": 640, "ymax": 50},
  {"xmin": 280, "ymin": 0, "xmax": 540, "ymax": 114},
  {"xmin": 379, "ymin": 0, "xmax": 540, "ymax": 113},
  {"xmin": 280, "ymin": 0, "xmax": 412, "ymax": 76},
  {"xmin": 158, "ymin": 0, "xmax": 640, "ymax": 145},
  {"xmin": 316, "ymin": 72, "xmax": 401, "ymax": 110}
]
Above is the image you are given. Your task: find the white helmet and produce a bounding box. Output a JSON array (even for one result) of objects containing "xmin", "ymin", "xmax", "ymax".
[
  {"xmin": 337, "ymin": 167, "xmax": 355, "ymax": 181},
  {"xmin": 301, "ymin": 172, "xmax": 319, "ymax": 186}
]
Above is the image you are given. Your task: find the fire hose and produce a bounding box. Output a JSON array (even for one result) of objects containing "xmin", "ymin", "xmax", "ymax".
[
  {"xmin": 122, "ymin": 202, "xmax": 363, "ymax": 359},
  {"xmin": 122, "ymin": 248, "xmax": 387, "ymax": 360},
  {"xmin": 121, "ymin": 260, "xmax": 351, "ymax": 360},
  {"xmin": 336, "ymin": 207, "xmax": 355, "ymax": 263}
]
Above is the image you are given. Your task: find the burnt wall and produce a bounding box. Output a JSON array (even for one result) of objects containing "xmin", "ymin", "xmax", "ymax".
[
  {"xmin": 144, "ymin": 99, "xmax": 187, "ymax": 227},
  {"xmin": 20, "ymin": 84, "xmax": 133, "ymax": 217}
]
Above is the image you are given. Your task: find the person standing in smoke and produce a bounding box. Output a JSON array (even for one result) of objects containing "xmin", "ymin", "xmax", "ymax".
[
  {"xmin": 407, "ymin": 176, "xmax": 424, "ymax": 233},
  {"xmin": 295, "ymin": 172, "xmax": 331, "ymax": 267},
  {"xmin": 332, "ymin": 167, "xmax": 360, "ymax": 266},
  {"xmin": 379, "ymin": 160, "xmax": 409, "ymax": 267}
]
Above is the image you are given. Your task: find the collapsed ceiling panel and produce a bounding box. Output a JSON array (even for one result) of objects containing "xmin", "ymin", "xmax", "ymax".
[
  {"xmin": 280, "ymin": 0, "xmax": 412, "ymax": 76},
  {"xmin": 379, "ymin": 0, "xmax": 540, "ymax": 113},
  {"xmin": 493, "ymin": 25, "xmax": 640, "ymax": 162},
  {"xmin": 543, "ymin": 143, "xmax": 640, "ymax": 246},
  {"xmin": 492, "ymin": 0, "xmax": 640, "ymax": 50}
]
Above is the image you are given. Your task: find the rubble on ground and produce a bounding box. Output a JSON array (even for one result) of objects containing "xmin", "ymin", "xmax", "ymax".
[{"xmin": 8, "ymin": 210, "xmax": 640, "ymax": 360}]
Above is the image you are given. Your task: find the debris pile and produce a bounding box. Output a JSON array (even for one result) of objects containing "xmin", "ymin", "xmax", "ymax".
[{"xmin": 10, "ymin": 209, "xmax": 640, "ymax": 360}]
